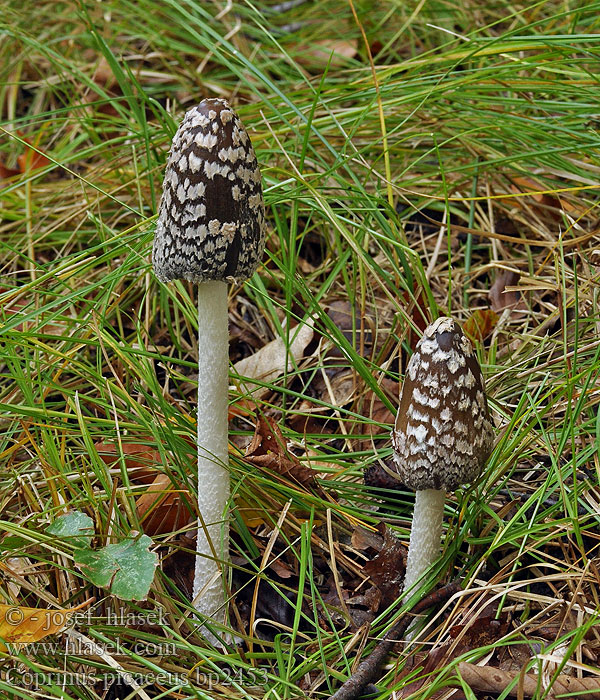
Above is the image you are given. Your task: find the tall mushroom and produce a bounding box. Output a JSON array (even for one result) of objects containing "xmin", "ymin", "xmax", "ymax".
[
  {"xmin": 391, "ymin": 317, "xmax": 494, "ymax": 601},
  {"xmin": 153, "ymin": 99, "xmax": 266, "ymax": 633}
]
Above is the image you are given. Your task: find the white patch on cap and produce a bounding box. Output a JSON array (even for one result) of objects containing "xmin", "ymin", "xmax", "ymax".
[
  {"xmin": 204, "ymin": 160, "xmax": 230, "ymax": 179},
  {"xmin": 188, "ymin": 152, "xmax": 203, "ymax": 173},
  {"xmin": 407, "ymin": 424, "xmax": 428, "ymax": 443},
  {"xmin": 195, "ymin": 131, "xmax": 218, "ymax": 149}
]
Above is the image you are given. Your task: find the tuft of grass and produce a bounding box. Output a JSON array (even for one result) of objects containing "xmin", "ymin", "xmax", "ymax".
[{"xmin": 1, "ymin": 0, "xmax": 600, "ymax": 698}]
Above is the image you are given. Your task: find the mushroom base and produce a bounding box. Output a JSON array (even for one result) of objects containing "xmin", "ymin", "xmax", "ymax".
[
  {"xmin": 402, "ymin": 488, "xmax": 445, "ymax": 601},
  {"xmin": 192, "ymin": 280, "xmax": 230, "ymax": 639}
]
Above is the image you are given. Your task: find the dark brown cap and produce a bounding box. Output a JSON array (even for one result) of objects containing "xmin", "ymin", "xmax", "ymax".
[
  {"xmin": 391, "ymin": 317, "xmax": 494, "ymax": 491},
  {"xmin": 153, "ymin": 98, "xmax": 266, "ymax": 283}
]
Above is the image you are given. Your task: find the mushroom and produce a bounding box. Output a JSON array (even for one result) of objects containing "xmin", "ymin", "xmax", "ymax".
[
  {"xmin": 391, "ymin": 317, "xmax": 494, "ymax": 601},
  {"xmin": 153, "ymin": 98, "xmax": 266, "ymax": 633}
]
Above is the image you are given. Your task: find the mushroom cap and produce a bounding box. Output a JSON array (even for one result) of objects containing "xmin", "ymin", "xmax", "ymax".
[
  {"xmin": 391, "ymin": 317, "xmax": 494, "ymax": 491},
  {"xmin": 153, "ymin": 98, "xmax": 266, "ymax": 283}
]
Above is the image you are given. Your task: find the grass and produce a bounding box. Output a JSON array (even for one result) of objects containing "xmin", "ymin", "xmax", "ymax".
[{"xmin": 1, "ymin": 0, "xmax": 600, "ymax": 697}]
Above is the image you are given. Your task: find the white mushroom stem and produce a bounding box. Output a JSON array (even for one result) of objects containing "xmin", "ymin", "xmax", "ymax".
[
  {"xmin": 192, "ymin": 279, "xmax": 230, "ymax": 630},
  {"xmin": 402, "ymin": 488, "xmax": 446, "ymax": 601}
]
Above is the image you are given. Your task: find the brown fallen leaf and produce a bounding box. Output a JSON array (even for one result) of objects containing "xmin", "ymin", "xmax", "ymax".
[
  {"xmin": 463, "ymin": 309, "xmax": 499, "ymax": 342},
  {"xmin": 0, "ymin": 134, "xmax": 51, "ymax": 182},
  {"xmin": 489, "ymin": 269, "xmax": 526, "ymax": 312},
  {"xmin": 95, "ymin": 441, "xmax": 162, "ymax": 470},
  {"xmin": 351, "ymin": 525, "xmax": 385, "ymax": 553},
  {"xmin": 399, "ymin": 611, "xmax": 508, "ymax": 697},
  {"xmin": 506, "ymin": 176, "xmax": 580, "ymax": 216},
  {"xmin": 364, "ymin": 380, "xmax": 398, "ymax": 428},
  {"xmin": 319, "ymin": 573, "xmax": 380, "ymax": 630},
  {"xmin": 245, "ymin": 415, "xmax": 316, "ymax": 489},
  {"xmin": 330, "ymin": 582, "xmax": 462, "ymax": 700},
  {"xmin": 17, "ymin": 136, "xmax": 51, "ymax": 173},
  {"xmin": 363, "ymin": 460, "xmax": 401, "ymax": 490},
  {"xmin": 357, "ymin": 378, "xmax": 398, "ymax": 453},
  {"xmin": 448, "ymin": 615, "xmax": 506, "ymax": 650},
  {"xmin": 0, "ymin": 162, "xmax": 20, "ymax": 179},
  {"xmin": 363, "ymin": 524, "xmax": 406, "ymax": 609},
  {"xmin": 348, "ymin": 585, "xmax": 382, "ymax": 615},
  {"xmin": 287, "ymin": 407, "xmax": 332, "ymax": 437},
  {"xmin": 95, "ymin": 441, "xmax": 193, "ymax": 536},
  {"xmin": 457, "ymin": 661, "xmax": 600, "ymax": 699},
  {"xmin": 135, "ymin": 472, "xmax": 194, "ymax": 536},
  {"xmin": 268, "ymin": 558, "xmax": 295, "ymax": 580}
]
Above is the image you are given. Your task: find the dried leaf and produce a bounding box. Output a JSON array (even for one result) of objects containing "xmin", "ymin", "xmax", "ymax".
[
  {"xmin": 287, "ymin": 408, "xmax": 331, "ymax": 437},
  {"xmin": 95, "ymin": 441, "xmax": 161, "ymax": 470},
  {"xmin": 346, "ymin": 585, "xmax": 381, "ymax": 613},
  {"xmin": 489, "ymin": 270, "xmax": 525, "ymax": 312},
  {"xmin": 0, "ymin": 162, "xmax": 20, "ymax": 179},
  {"xmin": 94, "ymin": 442, "xmax": 193, "ymax": 536},
  {"xmin": 363, "ymin": 525, "xmax": 406, "ymax": 609},
  {"xmin": 399, "ymin": 615, "xmax": 507, "ymax": 698},
  {"xmin": 358, "ymin": 378, "xmax": 399, "ymax": 453},
  {"xmin": 268, "ymin": 559, "xmax": 294, "ymax": 579},
  {"xmin": 496, "ymin": 639, "xmax": 537, "ymax": 672},
  {"xmin": 245, "ymin": 415, "xmax": 316, "ymax": 488},
  {"xmin": 351, "ymin": 526, "xmax": 384, "ymax": 553},
  {"xmin": 326, "ymin": 369, "xmax": 356, "ymax": 406},
  {"xmin": 363, "ymin": 396, "xmax": 396, "ymax": 434},
  {"xmin": 448, "ymin": 616, "xmax": 505, "ymax": 648},
  {"xmin": 508, "ymin": 176, "xmax": 579, "ymax": 215},
  {"xmin": 455, "ymin": 661, "xmax": 599, "ymax": 698},
  {"xmin": 0, "ymin": 603, "xmax": 75, "ymax": 649},
  {"xmin": 17, "ymin": 138, "xmax": 51, "ymax": 173},
  {"xmin": 0, "ymin": 134, "xmax": 50, "ymax": 181},
  {"xmin": 319, "ymin": 574, "xmax": 379, "ymax": 629},
  {"xmin": 233, "ymin": 319, "xmax": 314, "ymax": 398},
  {"xmin": 135, "ymin": 472, "xmax": 194, "ymax": 536},
  {"xmin": 295, "ymin": 39, "xmax": 358, "ymax": 71},
  {"xmin": 463, "ymin": 309, "xmax": 499, "ymax": 342},
  {"xmin": 326, "ymin": 300, "xmax": 374, "ymax": 358},
  {"xmin": 363, "ymin": 461, "xmax": 401, "ymax": 489}
]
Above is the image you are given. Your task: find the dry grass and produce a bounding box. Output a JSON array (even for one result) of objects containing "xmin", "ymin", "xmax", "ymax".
[{"xmin": 1, "ymin": 0, "xmax": 600, "ymax": 698}]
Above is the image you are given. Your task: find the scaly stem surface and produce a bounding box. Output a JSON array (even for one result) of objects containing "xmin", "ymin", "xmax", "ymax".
[
  {"xmin": 402, "ymin": 488, "xmax": 445, "ymax": 601},
  {"xmin": 192, "ymin": 280, "xmax": 230, "ymax": 633}
]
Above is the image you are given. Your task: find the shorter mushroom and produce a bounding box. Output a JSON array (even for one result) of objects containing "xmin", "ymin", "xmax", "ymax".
[{"xmin": 391, "ymin": 317, "xmax": 494, "ymax": 601}]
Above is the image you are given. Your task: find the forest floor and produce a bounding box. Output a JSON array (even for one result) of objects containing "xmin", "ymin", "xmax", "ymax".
[{"xmin": 1, "ymin": 1, "xmax": 600, "ymax": 698}]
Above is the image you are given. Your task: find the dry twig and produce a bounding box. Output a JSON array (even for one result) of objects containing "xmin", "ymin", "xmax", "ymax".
[{"xmin": 329, "ymin": 581, "xmax": 461, "ymax": 700}]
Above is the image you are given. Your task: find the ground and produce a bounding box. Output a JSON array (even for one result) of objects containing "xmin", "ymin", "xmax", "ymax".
[{"xmin": 0, "ymin": 1, "xmax": 599, "ymax": 698}]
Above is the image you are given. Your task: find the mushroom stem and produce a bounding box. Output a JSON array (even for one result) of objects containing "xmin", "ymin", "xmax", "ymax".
[
  {"xmin": 192, "ymin": 279, "xmax": 230, "ymax": 627},
  {"xmin": 402, "ymin": 488, "xmax": 445, "ymax": 601}
]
